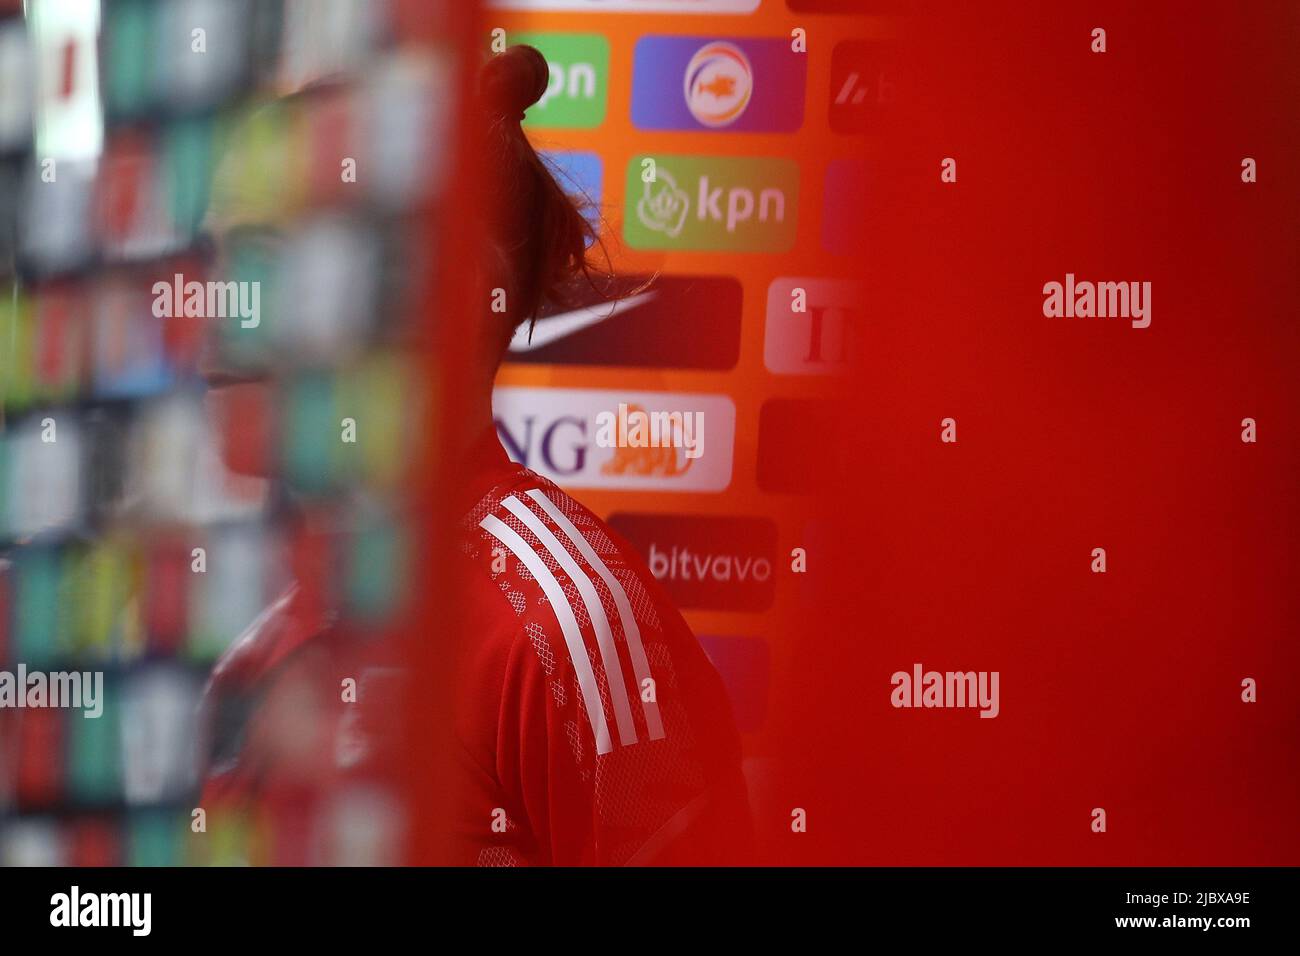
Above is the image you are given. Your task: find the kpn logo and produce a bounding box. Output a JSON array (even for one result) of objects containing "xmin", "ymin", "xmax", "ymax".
[
  {"xmin": 510, "ymin": 32, "xmax": 608, "ymax": 129},
  {"xmin": 625, "ymin": 155, "xmax": 798, "ymax": 252}
]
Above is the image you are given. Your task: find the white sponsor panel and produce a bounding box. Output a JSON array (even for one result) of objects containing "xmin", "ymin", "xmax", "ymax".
[
  {"xmin": 493, "ymin": 386, "xmax": 734, "ymax": 492},
  {"xmin": 764, "ymin": 276, "xmax": 862, "ymax": 375}
]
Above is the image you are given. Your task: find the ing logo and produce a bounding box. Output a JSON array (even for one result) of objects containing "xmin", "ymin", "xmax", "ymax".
[
  {"xmin": 603, "ymin": 443, "xmax": 694, "ymax": 477},
  {"xmin": 493, "ymin": 387, "xmax": 734, "ymax": 492}
]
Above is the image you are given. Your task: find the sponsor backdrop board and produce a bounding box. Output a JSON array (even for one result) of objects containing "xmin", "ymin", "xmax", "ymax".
[{"xmin": 488, "ymin": 1, "xmax": 886, "ymax": 774}]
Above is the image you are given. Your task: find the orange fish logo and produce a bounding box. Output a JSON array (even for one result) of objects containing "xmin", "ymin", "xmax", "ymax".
[
  {"xmin": 683, "ymin": 41, "xmax": 753, "ymax": 128},
  {"xmin": 696, "ymin": 75, "xmax": 736, "ymax": 100}
]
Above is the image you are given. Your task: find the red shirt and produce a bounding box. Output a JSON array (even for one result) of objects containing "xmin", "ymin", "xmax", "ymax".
[{"xmin": 199, "ymin": 432, "xmax": 751, "ymax": 866}]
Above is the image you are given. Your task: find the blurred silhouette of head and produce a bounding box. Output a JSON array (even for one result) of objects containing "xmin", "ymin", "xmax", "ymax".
[{"xmin": 479, "ymin": 45, "xmax": 606, "ymax": 345}]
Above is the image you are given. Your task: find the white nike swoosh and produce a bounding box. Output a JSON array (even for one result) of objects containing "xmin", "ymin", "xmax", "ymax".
[{"xmin": 508, "ymin": 290, "xmax": 659, "ymax": 353}]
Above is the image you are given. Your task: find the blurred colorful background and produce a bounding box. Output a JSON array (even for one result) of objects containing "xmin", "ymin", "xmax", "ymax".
[{"xmin": 0, "ymin": 0, "xmax": 461, "ymax": 865}]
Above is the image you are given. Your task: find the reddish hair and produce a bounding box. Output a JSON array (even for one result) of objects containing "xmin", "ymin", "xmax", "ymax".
[{"xmin": 480, "ymin": 46, "xmax": 607, "ymax": 330}]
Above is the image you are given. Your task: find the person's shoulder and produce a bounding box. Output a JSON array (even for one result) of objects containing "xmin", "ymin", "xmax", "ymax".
[
  {"xmin": 457, "ymin": 471, "xmax": 752, "ymax": 863},
  {"xmin": 197, "ymin": 584, "xmax": 338, "ymax": 785},
  {"xmin": 457, "ymin": 468, "xmax": 668, "ymax": 641},
  {"xmin": 461, "ymin": 470, "xmax": 676, "ymax": 747},
  {"xmin": 204, "ymin": 585, "xmax": 330, "ymax": 691}
]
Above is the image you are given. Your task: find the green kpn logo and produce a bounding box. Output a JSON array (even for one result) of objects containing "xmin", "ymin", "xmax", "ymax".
[
  {"xmin": 624, "ymin": 155, "xmax": 799, "ymax": 253},
  {"xmin": 511, "ymin": 33, "xmax": 609, "ymax": 129}
]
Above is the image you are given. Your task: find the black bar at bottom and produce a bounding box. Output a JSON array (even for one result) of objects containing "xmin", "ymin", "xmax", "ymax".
[{"xmin": 0, "ymin": 867, "xmax": 1289, "ymax": 941}]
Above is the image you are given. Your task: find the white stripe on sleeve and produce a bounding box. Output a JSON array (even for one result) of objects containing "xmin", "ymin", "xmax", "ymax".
[
  {"xmin": 480, "ymin": 513, "xmax": 612, "ymax": 755},
  {"xmin": 526, "ymin": 489, "xmax": 665, "ymax": 741},
  {"xmin": 502, "ymin": 495, "xmax": 638, "ymax": 747}
]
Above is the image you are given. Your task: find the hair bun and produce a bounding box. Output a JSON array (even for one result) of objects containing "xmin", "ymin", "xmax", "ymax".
[{"xmin": 482, "ymin": 45, "xmax": 550, "ymax": 120}]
